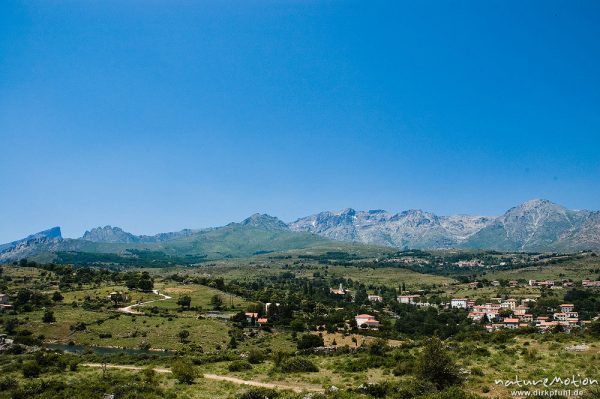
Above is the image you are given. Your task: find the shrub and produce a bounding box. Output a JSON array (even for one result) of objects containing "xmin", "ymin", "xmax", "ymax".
[
  {"xmin": 228, "ymin": 360, "xmax": 252, "ymax": 372},
  {"xmin": 0, "ymin": 376, "xmax": 18, "ymax": 390},
  {"xmin": 239, "ymin": 388, "xmax": 280, "ymax": 399},
  {"xmin": 171, "ymin": 359, "xmax": 198, "ymax": 384},
  {"xmin": 416, "ymin": 337, "xmax": 462, "ymax": 390},
  {"xmin": 70, "ymin": 322, "xmax": 86, "ymax": 331},
  {"xmin": 297, "ymin": 334, "xmax": 324, "ymax": 350},
  {"xmin": 247, "ymin": 349, "xmax": 265, "ymax": 364},
  {"xmin": 22, "ymin": 361, "xmax": 41, "ymax": 378},
  {"xmin": 278, "ymin": 357, "xmax": 319, "ymax": 373}
]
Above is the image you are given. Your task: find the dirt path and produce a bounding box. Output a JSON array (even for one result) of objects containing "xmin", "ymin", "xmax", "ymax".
[
  {"xmin": 117, "ymin": 290, "xmax": 172, "ymax": 314},
  {"xmin": 81, "ymin": 363, "xmax": 323, "ymax": 393}
]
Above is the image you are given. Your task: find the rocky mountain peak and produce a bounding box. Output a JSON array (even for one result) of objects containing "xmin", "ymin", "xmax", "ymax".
[
  {"xmin": 82, "ymin": 226, "xmax": 140, "ymax": 243},
  {"xmin": 240, "ymin": 214, "xmax": 289, "ymax": 230}
]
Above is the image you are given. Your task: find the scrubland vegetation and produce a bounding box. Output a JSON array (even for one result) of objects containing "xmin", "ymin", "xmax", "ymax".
[{"xmin": 1, "ymin": 250, "xmax": 599, "ymax": 398}]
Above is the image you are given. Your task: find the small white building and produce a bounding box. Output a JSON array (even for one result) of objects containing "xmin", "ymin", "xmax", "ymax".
[
  {"xmin": 503, "ymin": 318, "xmax": 520, "ymax": 329},
  {"xmin": 560, "ymin": 304, "xmax": 574, "ymax": 313},
  {"xmin": 450, "ymin": 298, "xmax": 468, "ymax": 309},
  {"xmin": 368, "ymin": 295, "xmax": 383, "ymax": 302},
  {"xmin": 398, "ymin": 295, "xmax": 420, "ymax": 304},
  {"xmin": 500, "ymin": 299, "xmax": 517, "ymax": 310}
]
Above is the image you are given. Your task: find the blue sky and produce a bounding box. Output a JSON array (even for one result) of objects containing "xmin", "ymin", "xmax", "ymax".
[{"xmin": 1, "ymin": 1, "xmax": 599, "ymax": 242}]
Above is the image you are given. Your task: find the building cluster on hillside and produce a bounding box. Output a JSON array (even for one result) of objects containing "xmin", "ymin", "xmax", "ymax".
[
  {"xmin": 454, "ymin": 260, "xmax": 484, "ymax": 267},
  {"xmin": 453, "ymin": 296, "xmax": 583, "ymax": 332}
]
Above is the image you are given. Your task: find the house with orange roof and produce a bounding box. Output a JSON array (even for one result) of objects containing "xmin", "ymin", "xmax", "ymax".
[{"xmin": 355, "ymin": 314, "xmax": 380, "ymax": 329}]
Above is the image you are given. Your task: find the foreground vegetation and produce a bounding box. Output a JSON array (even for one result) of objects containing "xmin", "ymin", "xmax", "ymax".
[{"xmin": 1, "ymin": 249, "xmax": 599, "ymax": 398}]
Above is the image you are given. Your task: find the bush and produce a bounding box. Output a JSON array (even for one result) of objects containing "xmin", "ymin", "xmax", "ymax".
[
  {"xmin": 0, "ymin": 376, "xmax": 18, "ymax": 390},
  {"xmin": 228, "ymin": 360, "xmax": 252, "ymax": 372},
  {"xmin": 22, "ymin": 361, "xmax": 41, "ymax": 378},
  {"xmin": 247, "ymin": 349, "xmax": 265, "ymax": 364},
  {"xmin": 416, "ymin": 337, "xmax": 462, "ymax": 390},
  {"xmin": 171, "ymin": 359, "xmax": 198, "ymax": 384},
  {"xmin": 278, "ymin": 357, "xmax": 319, "ymax": 373},
  {"xmin": 239, "ymin": 388, "xmax": 280, "ymax": 399},
  {"xmin": 394, "ymin": 378, "xmax": 436, "ymax": 399},
  {"xmin": 297, "ymin": 334, "xmax": 324, "ymax": 350}
]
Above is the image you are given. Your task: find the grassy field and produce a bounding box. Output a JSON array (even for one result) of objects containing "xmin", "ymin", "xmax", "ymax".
[
  {"xmin": 484, "ymin": 258, "xmax": 600, "ymax": 282},
  {"xmin": 326, "ymin": 265, "xmax": 455, "ymax": 288},
  {"xmin": 146, "ymin": 282, "xmax": 253, "ymax": 312}
]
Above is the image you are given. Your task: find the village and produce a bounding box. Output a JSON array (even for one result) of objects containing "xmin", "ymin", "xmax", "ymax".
[{"xmin": 317, "ymin": 278, "xmax": 600, "ymax": 334}]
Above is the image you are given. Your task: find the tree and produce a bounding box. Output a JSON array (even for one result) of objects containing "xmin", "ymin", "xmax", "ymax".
[
  {"xmin": 210, "ymin": 294, "xmax": 223, "ymax": 310},
  {"xmin": 138, "ymin": 273, "xmax": 154, "ymax": 292},
  {"xmin": 177, "ymin": 295, "xmax": 192, "ymax": 310},
  {"xmin": 589, "ymin": 319, "xmax": 600, "ymax": 337},
  {"xmin": 142, "ymin": 366, "xmax": 157, "ymax": 385},
  {"xmin": 52, "ymin": 291, "xmax": 64, "ymax": 302},
  {"xmin": 368, "ymin": 338, "xmax": 389, "ymax": 356},
  {"xmin": 354, "ymin": 286, "xmax": 368, "ymax": 305},
  {"xmin": 178, "ymin": 329, "xmax": 190, "ymax": 343},
  {"xmin": 42, "ymin": 310, "xmax": 55, "ymax": 323},
  {"xmin": 4, "ymin": 318, "xmax": 18, "ymax": 335},
  {"xmin": 297, "ymin": 333, "xmax": 324, "ymax": 350},
  {"xmin": 417, "ymin": 337, "xmax": 462, "ymax": 390},
  {"xmin": 171, "ymin": 359, "xmax": 197, "ymax": 384},
  {"xmin": 228, "ymin": 335, "xmax": 238, "ymax": 349}
]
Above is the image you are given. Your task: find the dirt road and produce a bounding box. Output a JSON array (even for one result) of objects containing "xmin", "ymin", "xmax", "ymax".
[
  {"xmin": 81, "ymin": 363, "xmax": 324, "ymax": 393},
  {"xmin": 117, "ymin": 290, "xmax": 172, "ymax": 314}
]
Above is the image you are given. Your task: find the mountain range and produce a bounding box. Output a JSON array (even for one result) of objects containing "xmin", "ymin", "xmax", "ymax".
[{"xmin": 1, "ymin": 199, "xmax": 598, "ymax": 263}]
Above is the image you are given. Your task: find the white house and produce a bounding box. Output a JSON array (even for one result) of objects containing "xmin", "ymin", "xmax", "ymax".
[
  {"xmin": 398, "ymin": 295, "xmax": 420, "ymax": 304},
  {"xmin": 503, "ymin": 318, "xmax": 520, "ymax": 329},
  {"xmin": 560, "ymin": 304, "xmax": 574, "ymax": 313},
  {"xmin": 355, "ymin": 314, "xmax": 380, "ymax": 329},
  {"xmin": 450, "ymin": 298, "xmax": 468, "ymax": 309},
  {"xmin": 368, "ymin": 295, "xmax": 383, "ymax": 303}
]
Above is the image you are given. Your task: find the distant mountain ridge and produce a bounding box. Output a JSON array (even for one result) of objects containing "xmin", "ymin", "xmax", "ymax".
[
  {"xmin": 82, "ymin": 226, "xmax": 200, "ymax": 243},
  {"xmin": 463, "ymin": 199, "xmax": 597, "ymax": 252},
  {"xmin": 1, "ymin": 199, "xmax": 599, "ymax": 263},
  {"xmin": 288, "ymin": 208, "xmax": 495, "ymax": 249},
  {"xmin": 0, "ymin": 227, "xmax": 62, "ymax": 253},
  {"xmin": 0, "ymin": 215, "xmax": 327, "ymax": 263},
  {"xmin": 290, "ymin": 199, "xmax": 600, "ymax": 252}
]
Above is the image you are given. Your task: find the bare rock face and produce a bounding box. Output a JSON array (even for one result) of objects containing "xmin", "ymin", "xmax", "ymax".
[
  {"xmin": 82, "ymin": 226, "xmax": 140, "ymax": 243},
  {"xmin": 1, "ymin": 200, "xmax": 599, "ymax": 263},
  {"xmin": 0, "ymin": 227, "xmax": 63, "ymax": 262},
  {"xmin": 464, "ymin": 199, "xmax": 597, "ymax": 252},
  {"xmin": 289, "ymin": 208, "xmax": 494, "ymax": 249},
  {"xmin": 290, "ymin": 199, "xmax": 600, "ymax": 252}
]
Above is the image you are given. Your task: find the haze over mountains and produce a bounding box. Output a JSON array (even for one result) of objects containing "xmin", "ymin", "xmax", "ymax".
[{"xmin": 1, "ymin": 199, "xmax": 599, "ymax": 263}]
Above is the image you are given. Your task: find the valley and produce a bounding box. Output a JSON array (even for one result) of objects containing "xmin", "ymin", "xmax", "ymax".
[{"xmin": 1, "ymin": 246, "xmax": 600, "ymax": 399}]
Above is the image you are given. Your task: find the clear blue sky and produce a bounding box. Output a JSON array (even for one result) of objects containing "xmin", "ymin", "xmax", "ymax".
[{"xmin": 1, "ymin": 1, "xmax": 599, "ymax": 242}]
